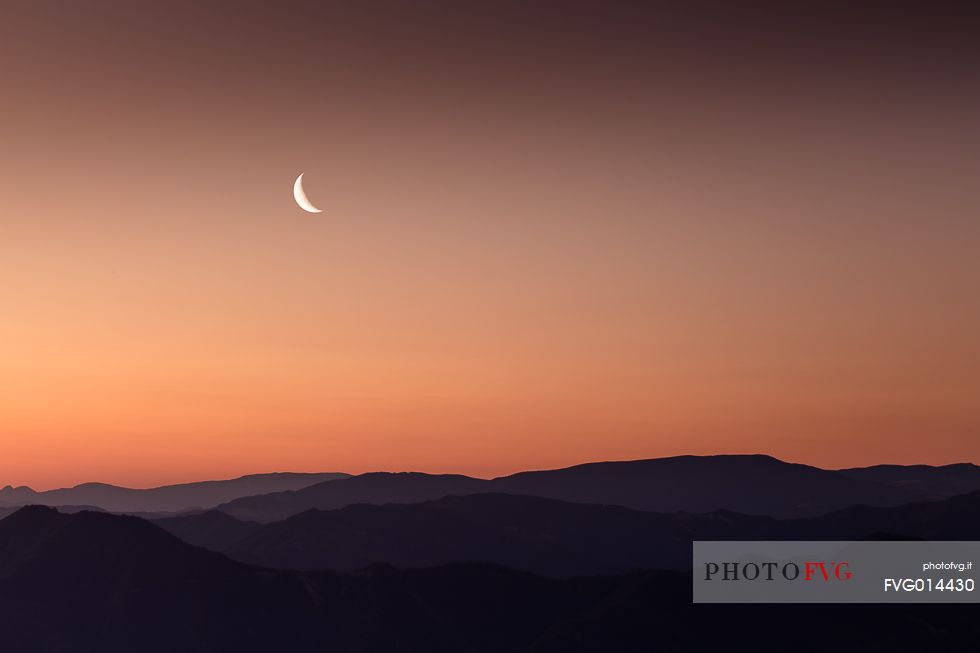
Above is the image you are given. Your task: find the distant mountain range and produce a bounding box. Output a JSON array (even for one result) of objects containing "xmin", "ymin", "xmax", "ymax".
[
  {"xmin": 216, "ymin": 455, "xmax": 980, "ymax": 522},
  {"xmin": 5, "ymin": 455, "xmax": 979, "ymax": 522},
  {"xmin": 3, "ymin": 455, "xmax": 980, "ymax": 649},
  {"xmin": 0, "ymin": 472, "xmax": 349, "ymax": 513},
  {"xmin": 154, "ymin": 489, "xmax": 980, "ymax": 576},
  {"xmin": 838, "ymin": 463, "xmax": 980, "ymax": 501},
  {"xmin": 158, "ymin": 494, "xmax": 779, "ymax": 575},
  {"xmin": 0, "ymin": 505, "xmax": 976, "ymax": 652}
]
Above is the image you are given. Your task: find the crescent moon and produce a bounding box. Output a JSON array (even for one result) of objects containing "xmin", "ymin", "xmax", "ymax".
[{"xmin": 293, "ymin": 173, "xmax": 323, "ymax": 213}]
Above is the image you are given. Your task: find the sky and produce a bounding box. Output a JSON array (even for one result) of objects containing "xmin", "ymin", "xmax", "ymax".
[{"xmin": 2, "ymin": 2, "xmax": 979, "ymax": 489}]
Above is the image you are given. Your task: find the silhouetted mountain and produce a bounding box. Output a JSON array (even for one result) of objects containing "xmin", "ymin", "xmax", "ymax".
[
  {"xmin": 0, "ymin": 503, "xmax": 105, "ymax": 521},
  {"xmin": 153, "ymin": 510, "xmax": 261, "ymax": 550},
  {"xmin": 787, "ymin": 489, "xmax": 980, "ymax": 540},
  {"xmin": 0, "ymin": 506, "xmax": 599, "ymax": 652},
  {"xmin": 490, "ymin": 455, "xmax": 919, "ymax": 516},
  {"xmin": 216, "ymin": 493, "xmax": 779, "ymax": 574},
  {"xmin": 218, "ymin": 455, "xmax": 918, "ymax": 522},
  {"xmin": 0, "ymin": 506, "xmax": 328, "ymax": 651},
  {"xmin": 161, "ymin": 491, "xmax": 980, "ymax": 577},
  {"xmin": 220, "ymin": 471, "xmax": 487, "ymax": 522},
  {"xmin": 0, "ymin": 472, "xmax": 348, "ymax": 513},
  {"xmin": 838, "ymin": 463, "xmax": 980, "ymax": 501},
  {"xmin": 1, "ymin": 506, "xmax": 977, "ymax": 652}
]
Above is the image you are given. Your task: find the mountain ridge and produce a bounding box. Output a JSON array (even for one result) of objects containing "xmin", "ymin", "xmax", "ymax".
[
  {"xmin": 1, "ymin": 504, "xmax": 976, "ymax": 652},
  {"xmin": 217, "ymin": 454, "xmax": 939, "ymax": 522},
  {"xmin": 0, "ymin": 472, "xmax": 350, "ymax": 514},
  {"xmin": 152, "ymin": 489, "xmax": 980, "ymax": 577}
]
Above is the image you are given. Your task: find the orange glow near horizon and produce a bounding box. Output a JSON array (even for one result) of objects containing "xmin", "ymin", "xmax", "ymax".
[{"xmin": 1, "ymin": 4, "xmax": 978, "ymax": 490}]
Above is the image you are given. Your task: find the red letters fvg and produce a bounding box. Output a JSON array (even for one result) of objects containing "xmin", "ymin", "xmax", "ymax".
[{"xmin": 804, "ymin": 561, "xmax": 852, "ymax": 581}]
